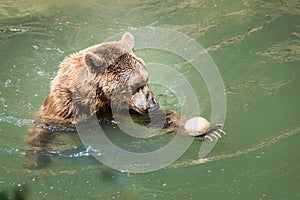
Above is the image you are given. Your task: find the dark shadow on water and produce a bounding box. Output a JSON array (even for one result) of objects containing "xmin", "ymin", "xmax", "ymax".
[
  {"xmin": 0, "ymin": 184, "xmax": 29, "ymax": 200},
  {"xmin": 99, "ymin": 169, "xmax": 118, "ymax": 184}
]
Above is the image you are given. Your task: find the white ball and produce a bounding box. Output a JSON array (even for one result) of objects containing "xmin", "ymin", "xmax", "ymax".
[{"xmin": 184, "ymin": 117, "xmax": 210, "ymax": 136}]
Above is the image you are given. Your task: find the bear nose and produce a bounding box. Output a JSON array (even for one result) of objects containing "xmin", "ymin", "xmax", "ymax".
[{"xmin": 148, "ymin": 97, "xmax": 159, "ymax": 112}]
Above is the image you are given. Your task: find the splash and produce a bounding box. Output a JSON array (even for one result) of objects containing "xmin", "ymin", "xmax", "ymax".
[{"xmin": 0, "ymin": 114, "xmax": 32, "ymax": 127}]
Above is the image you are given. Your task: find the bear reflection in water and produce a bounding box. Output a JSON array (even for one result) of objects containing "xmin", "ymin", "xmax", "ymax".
[{"xmin": 24, "ymin": 33, "xmax": 220, "ymax": 169}]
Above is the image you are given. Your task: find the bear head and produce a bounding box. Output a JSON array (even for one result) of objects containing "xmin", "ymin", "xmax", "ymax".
[{"xmin": 82, "ymin": 33, "xmax": 159, "ymax": 115}]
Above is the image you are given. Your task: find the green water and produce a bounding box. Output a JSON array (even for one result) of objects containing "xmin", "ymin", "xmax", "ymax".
[{"xmin": 1, "ymin": 0, "xmax": 300, "ymax": 199}]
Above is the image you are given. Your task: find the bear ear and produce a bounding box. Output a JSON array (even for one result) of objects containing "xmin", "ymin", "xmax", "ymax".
[
  {"xmin": 83, "ymin": 51, "xmax": 107, "ymax": 74},
  {"xmin": 121, "ymin": 32, "xmax": 135, "ymax": 51}
]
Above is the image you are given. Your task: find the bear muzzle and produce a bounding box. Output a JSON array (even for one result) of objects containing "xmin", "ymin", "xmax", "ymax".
[{"xmin": 148, "ymin": 97, "xmax": 159, "ymax": 113}]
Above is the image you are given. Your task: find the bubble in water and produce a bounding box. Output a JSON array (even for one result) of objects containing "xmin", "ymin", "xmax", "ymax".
[
  {"xmin": 37, "ymin": 70, "xmax": 46, "ymax": 76},
  {"xmin": 32, "ymin": 45, "xmax": 39, "ymax": 50},
  {"xmin": 4, "ymin": 79, "xmax": 12, "ymax": 87},
  {"xmin": 0, "ymin": 97, "xmax": 7, "ymax": 107}
]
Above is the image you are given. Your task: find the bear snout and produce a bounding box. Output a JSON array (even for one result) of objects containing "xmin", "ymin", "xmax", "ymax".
[
  {"xmin": 128, "ymin": 85, "xmax": 160, "ymax": 114},
  {"xmin": 148, "ymin": 97, "xmax": 159, "ymax": 112}
]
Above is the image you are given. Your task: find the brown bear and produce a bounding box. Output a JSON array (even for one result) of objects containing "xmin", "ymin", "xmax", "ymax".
[
  {"xmin": 24, "ymin": 33, "xmax": 176, "ymax": 168},
  {"xmin": 24, "ymin": 33, "xmax": 222, "ymax": 169},
  {"xmin": 37, "ymin": 33, "xmax": 159, "ymax": 123}
]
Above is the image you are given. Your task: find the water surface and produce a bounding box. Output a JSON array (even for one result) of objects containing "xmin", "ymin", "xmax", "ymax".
[{"xmin": 1, "ymin": 0, "xmax": 300, "ymax": 199}]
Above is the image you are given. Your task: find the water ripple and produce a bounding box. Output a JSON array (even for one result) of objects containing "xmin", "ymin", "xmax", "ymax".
[{"xmin": 0, "ymin": 113, "xmax": 32, "ymax": 127}]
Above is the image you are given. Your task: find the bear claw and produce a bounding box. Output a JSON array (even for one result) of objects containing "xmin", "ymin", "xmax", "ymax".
[{"xmin": 196, "ymin": 124, "xmax": 226, "ymax": 141}]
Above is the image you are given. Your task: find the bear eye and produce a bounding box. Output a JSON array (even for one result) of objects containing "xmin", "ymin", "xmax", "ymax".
[{"xmin": 132, "ymin": 85, "xmax": 144, "ymax": 94}]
